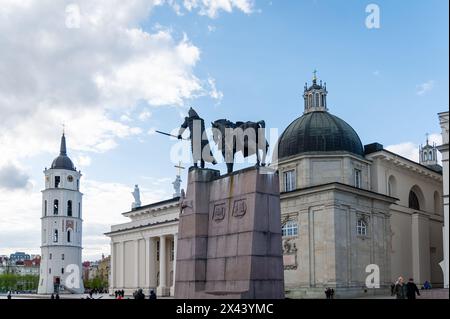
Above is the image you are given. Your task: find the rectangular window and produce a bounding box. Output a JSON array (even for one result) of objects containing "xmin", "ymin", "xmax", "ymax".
[
  {"xmin": 55, "ymin": 176, "xmax": 60, "ymax": 188},
  {"xmin": 283, "ymin": 170, "xmax": 296, "ymax": 192},
  {"xmin": 49, "ymin": 268, "xmax": 51, "ymax": 274},
  {"xmin": 354, "ymin": 169, "xmax": 362, "ymax": 188},
  {"xmin": 61, "ymin": 268, "xmax": 64, "ymax": 274},
  {"xmin": 67, "ymin": 200, "xmax": 72, "ymax": 216},
  {"xmin": 49, "ymin": 253, "xmax": 52, "ymax": 260},
  {"xmin": 170, "ymin": 240, "xmax": 175, "ymax": 261},
  {"xmin": 157, "ymin": 241, "xmax": 160, "ymax": 261},
  {"xmin": 62, "ymin": 254, "xmax": 64, "ymax": 260},
  {"xmin": 44, "ymin": 200, "xmax": 47, "ymax": 216}
]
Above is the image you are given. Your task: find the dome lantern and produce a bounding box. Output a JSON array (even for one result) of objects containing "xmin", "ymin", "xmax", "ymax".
[{"xmin": 303, "ymin": 70, "xmax": 328, "ymax": 114}]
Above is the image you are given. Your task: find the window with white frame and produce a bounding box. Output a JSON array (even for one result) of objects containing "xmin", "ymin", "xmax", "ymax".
[
  {"xmin": 357, "ymin": 219, "xmax": 368, "ymax": 236},
  {"xmin": 283, "ymin": 170, "xmax": 296, "ymax": 192},
  {"xmin": 354, "ymin": 169, "xmax": 362, "ymax": 188},
  {"xmin": 282, "ymin": 220, "xmax": 299, "ymax": 237}
]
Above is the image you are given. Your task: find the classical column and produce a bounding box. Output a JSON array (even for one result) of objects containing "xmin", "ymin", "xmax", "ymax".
[
  {"xmin": 412, "ymin": 213, "xmax": 431, "ymax": 283},
  {"xmin": 157, "ymin": 235, "xmax": 167, "ymax": 296},
  {"xmin": 145, "ymin": 238, "xmax": 150, "ymax": 288},
  {"xmin": 146, "ymin": 237, "xmax": 157, "ymax": 291},
  {"xmin": 170, "ymin": 233, "xmax": 178, "ymax": 296},
  {"xmin": 120, "ymin": 241, "xmax": 125, "ymax": 289},
  {"xmin": 134, "ymin": 239, "xmax": 139, "ymax": 288},
  {"xmin": 110, "ymin": 242, "xmax": 115, "ymax": 292}
]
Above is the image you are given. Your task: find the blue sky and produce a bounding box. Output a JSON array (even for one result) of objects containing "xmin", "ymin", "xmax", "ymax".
[
  {"xmin": 98, "ymin": 0, "xmax": 449, "ymax": 185},
  {"xmin": 0, "ymin": 0, "xmax": 448, "ymax": 259}
]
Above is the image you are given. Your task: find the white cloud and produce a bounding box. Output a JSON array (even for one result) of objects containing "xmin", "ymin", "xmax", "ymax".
[
  {"xmin": 138, "ymin": 109, "xmax": 152, "ymax": 121},
  {"xmin": 386, "ymin": 133, "xmax": 442, "ymax": 164},
  {"xmin": 0, "ymin": 163, "xmax": 31, "ymax": 190},
  {"xmin": 208, "ymin": 77, "xmax": 224, "ymax": 101},
  {"xmin": 181, "ymin": 0, "xmax": 254, "ymax": 18},
  {"xmin": 0, "ymin": 0, "xmax": 205, "ymax": 167},
  {"xmin": 75, "ymin": 155, "xmax": 92, "ymax": 167},
  {"xmin": 416, "ymin": 80, "xmax": 435, "ymax": 96},
  {"xmin": 207, "ymin": 25, "xmax": 216, "ymax": 33}
]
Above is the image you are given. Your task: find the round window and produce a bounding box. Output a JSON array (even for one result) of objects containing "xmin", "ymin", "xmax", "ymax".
[{"xmin": 67, "ymin": 175, "xmax": 73, "ymax": 182}]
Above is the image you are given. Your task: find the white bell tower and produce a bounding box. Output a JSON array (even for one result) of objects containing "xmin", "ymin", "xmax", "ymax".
[{"xmin": 38, "ymin": 133, "xmax": 84, "ymax": 294}]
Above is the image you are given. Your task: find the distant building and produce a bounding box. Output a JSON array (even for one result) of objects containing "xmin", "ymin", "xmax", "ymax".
[
  {"xmin": 82, "ymin": 255, "xmax": 110, "ymax": 285},
  {"xmin": 0, "ymin": 255, "xmax": 40, "ymax": 276},
  {"xmin": 9, "ymin": 252, "xmax": 31, "ymax": 263}
]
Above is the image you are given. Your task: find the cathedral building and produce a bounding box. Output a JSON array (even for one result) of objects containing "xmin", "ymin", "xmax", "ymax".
[
  {"xmin": 38, "ymin": 133, "xmax": 84, "ymax": 294},
  {"xmin": 106, "ymin": 75, "xmax": 444, "ymax": 298},
  {"xmin": 275, "ymin": 76, "xmax": 444, "ymax": 297}
]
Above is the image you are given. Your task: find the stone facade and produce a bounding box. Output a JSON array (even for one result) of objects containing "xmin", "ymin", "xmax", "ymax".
[
  {"xmin": 175, "ymin": 167, "xmax": 284, "ymax": 299},
  {"xmin": 438, "ymin": 111, "xmax": 449, "ymax": 288},
  {"xmin": 105, "ymin": 198, "xmax": 179, "ymax": 297}
]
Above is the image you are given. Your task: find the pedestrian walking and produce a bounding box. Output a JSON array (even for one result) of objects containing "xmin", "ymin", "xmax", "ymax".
[
  {"xmin": 406, "ymin": 278, "xmax": 421, "ymax": 300},
  {"xmin": 393, "ymin": 276, "xmax": 407, "ymax": 299}
]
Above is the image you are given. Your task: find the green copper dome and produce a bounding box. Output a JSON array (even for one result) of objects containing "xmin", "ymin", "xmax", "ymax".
[{"xmin": 278, "ymin": 111, "xmax": 364, "ymax": 160}]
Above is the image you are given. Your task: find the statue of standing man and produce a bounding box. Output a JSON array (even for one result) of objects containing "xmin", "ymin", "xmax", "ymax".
[
  {"xmin": 131, "ymin": 184, "xmax": 141, "ymax": 209},
  {"xmin": 178, "ymin": 107, "xmax": 217, "ymax": 169}
]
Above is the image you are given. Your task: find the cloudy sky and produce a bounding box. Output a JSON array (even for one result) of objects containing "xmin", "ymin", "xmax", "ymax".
[{"xmin": 0, "ymin": 0, "xmax": 448, "ymax": 261}]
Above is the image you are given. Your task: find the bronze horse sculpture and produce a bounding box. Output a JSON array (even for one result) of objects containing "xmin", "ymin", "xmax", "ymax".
[{"xmin": 211, "ymin": 119, "xmax": 269, "ymax": 174}]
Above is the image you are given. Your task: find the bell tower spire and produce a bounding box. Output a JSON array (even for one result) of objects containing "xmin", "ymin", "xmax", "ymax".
[
  {"xmin": 303, "ymin": 70, "xmax": 328, "ymax": 114},
  {"xmin": 60, "ymin": 133, "xmax": 67, "ymax": 156}
]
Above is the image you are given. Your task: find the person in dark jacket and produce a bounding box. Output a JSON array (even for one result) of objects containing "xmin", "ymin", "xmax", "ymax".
[
  {"xmin": 149, "ymin": 290, "xmax": 157, "ymax": 300},
  {"xmin": 133, "ymin": 288, "xmax": 145, "ymax": 300},
  {"xmin": 390, "ymin": 283, "xmax": 396, "ymax": 296},
  {"xmin": 394, "ymin": 276, "xmax": 407, "ymax": 299},
  {"xmin": 406, "ymin": 278, "xmax": 420, "ymax": 300}
]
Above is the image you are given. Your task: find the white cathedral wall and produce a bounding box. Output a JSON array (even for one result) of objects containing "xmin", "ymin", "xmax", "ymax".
[
  {"xmin": 278, "ymin": 153, "xmax": 371, "ymax": 191},
  {"xmin": 367, "ymin": 153, "xmax": 444, "ymax": 286},
  {"xmin": 281, "ymin": 185, "xmax": 391, "ymax": 298}
]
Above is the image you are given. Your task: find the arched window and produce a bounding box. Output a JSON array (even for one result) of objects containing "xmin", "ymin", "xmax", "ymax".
[
  {"xmin": 44, "ymin": 200, "xmax": 47, "ymax": 216},
  {"xmin": 78, "ymin": 202, "xmax": 81, "ymax": 217},
  {"xmin": 53, "ymin": 200, "xmax": 59, "ymax": 215},
  {"xmin": 315, "ymin": 93, "xmax": 320, "ymax": 107},
  {"xmin": 388, "ymin": 175, "xmax": 397, "ymax": 197},
  {"xmin": 53, "ymin": 229, "xmax": 58, "ymax": 243},
  {"xmin": 409, "ymin": 191, "xmax": 420, "ymax": 210},
  {"xmin": 357, "ymin": 219, "xmax": 368, "ymax": 236},
  {"xmin": 429, "ymin": 151, "xmax": 433, "ymax": 161},
  {"xmin": 282, "ymin": 220, "xmax": 298, "ymax": 237},
  {"xmin": 321, "ymin": 94, "xmax": 324, "ymax": 107},
  {"xmin": 55, "ymin": 176, "xmax": 60, "ymax": 188},
  {"xmin": 67, "ymin": 229, "xmax": 72, "ymax": 243},
  {"xmin": 308, "ymin": 94, "xmax": 312, "ymax": 108},
  {"xmin": 67, "ymin": 200, "xmax": 72, "ymax": 217}
]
